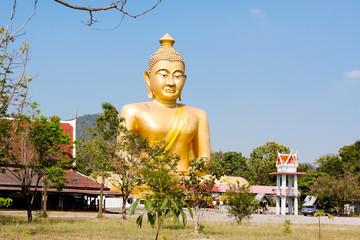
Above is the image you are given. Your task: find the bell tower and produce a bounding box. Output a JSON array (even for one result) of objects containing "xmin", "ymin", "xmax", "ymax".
[{"xmin": 269, "ymin": 152, "xmax": 306, "ymax": 215}]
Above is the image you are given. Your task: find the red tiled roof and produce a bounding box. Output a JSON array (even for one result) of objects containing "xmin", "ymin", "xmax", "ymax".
[
  {"xmin": 211, "ymin": 184, "xmax": 278, "ymax": 194},
  {"xmin": 250, "ymin": 185, "xmax": 277, "ymax": 194},
  {"xmin": 0, "ymin": 169, "xmax": 121, "ymax": 196}
]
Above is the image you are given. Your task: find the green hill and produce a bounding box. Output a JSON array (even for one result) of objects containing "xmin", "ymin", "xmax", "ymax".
[{"xmin": 76, "ymin": 113, "xmax": 99, "ymax": 140}]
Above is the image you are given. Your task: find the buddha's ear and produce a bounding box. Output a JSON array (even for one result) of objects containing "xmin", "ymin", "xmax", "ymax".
[
  {"xmin": 179, "ymin": 74, "xmax": 187, "ymax": 101},
  {"xmin": 143, "ymin": 71, "xmax": 153, "ymax": 100}
]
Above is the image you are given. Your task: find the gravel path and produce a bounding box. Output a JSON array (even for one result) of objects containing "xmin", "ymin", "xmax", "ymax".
[{"xmin": 2, "ymin": 209, "xmax": 360, "ymax": 225}]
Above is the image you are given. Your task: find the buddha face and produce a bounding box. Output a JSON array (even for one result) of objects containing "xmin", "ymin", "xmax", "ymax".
[{"xmin": 144, "ymin": 60, "xmax": 186, "ymax": 103}]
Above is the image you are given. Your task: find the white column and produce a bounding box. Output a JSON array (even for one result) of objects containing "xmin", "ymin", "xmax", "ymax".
[
  {"xmin": 277, "ymin": 175, "xmax": 281, "ymax": 195},
  {"xmin": 294, "ymin": 175, "xmax": 299, "ymax": 215},
  {"xmin": 276, "ymin": 197, "xmax": 280, "ymax": 215},
  {"xmin": 288, "ymin": 175, "xmax": 293, "ymax": 195},
  {"xmin": 288, "ymin": 198, "xmax": 293, "ymax": 215},
  {"xmin": 281, "ymin": 174, "xmax": 286, "ymax": 215},
  {"xmin": 288, "ymin": 175, "xmax": 293, "ymax": 214},
  {"xmin": 294, "ymin": 175, "xmax": 298, "ymax": 196},
  {"xmin": 276, "ymin": 175, "xmax": 281, "ymax": 215}
]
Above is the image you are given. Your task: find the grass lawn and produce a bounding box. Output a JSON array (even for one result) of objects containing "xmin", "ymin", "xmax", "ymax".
[{"xmin": 1, "ymin": 215, "xmax": 360, "ymax": 240}]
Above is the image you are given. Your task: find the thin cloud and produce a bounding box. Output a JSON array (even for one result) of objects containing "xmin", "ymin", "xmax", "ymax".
[
  {"xmin": 250, "ymin": 8, "xmax": 265, "ymax": 17},
  {"xmin": 344, "ymin": 70, "xmax": 360, "ymax": 84},
  {"xmin": 344, "ymin": 70, "xmax": 360, "ymax": 79}
]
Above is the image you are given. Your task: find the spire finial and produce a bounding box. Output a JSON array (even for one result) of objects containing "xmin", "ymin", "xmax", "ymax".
[{"xmin": 159, "ymin": 33, "xmax": 175, "ymax": 47}]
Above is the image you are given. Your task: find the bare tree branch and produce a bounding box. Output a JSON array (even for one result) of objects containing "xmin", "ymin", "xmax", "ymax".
[
  {"xmin": 0, "ymin": 0, "xmax": 38, "ymax": 47},
  {"xmin": 54, "ymin": 0, "xmax": 126, "ymax": 12},
  {"xmin": 114, "ymin": 0, "xmax": 161, "ymax": 18},
  {"xmin": 54, "ymin": 0, "xmax": 161, "ymax": 26}
]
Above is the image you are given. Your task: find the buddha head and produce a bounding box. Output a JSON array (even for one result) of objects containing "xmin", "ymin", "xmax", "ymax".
[{"xmin": 143, "ymin": 33, "xmax": 187, "ymax": 103}]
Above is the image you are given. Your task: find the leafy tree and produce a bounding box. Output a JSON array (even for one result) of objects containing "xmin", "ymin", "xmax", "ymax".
[
  {"xmin": 76, "ymin": 139, "xmax": 99, "ymax": 176},
  {"xmin": 183, "ymin": 157, "xmax": 220, "ymax": 235},
  {"xmin": 76, "ymin": 103, "xmax": 150, "ymax": 220},
  {"xmin": 339, "ymin": 140, "xmax": 360, "ymax": 174},
  {"xmin": 210, "ymin": 151, "xmax": 248, "ymax": 177},
  {"xmin": 298, "ymin": 172, "xmax": 326, "ymax": 199},
  {"xmin": 310, "ymin": 173, "xmax": 360, "ymax": 214},
  {"xmin": 225, "ymin": 182, "xmax": 258, "ymax": 224},
  {"xmin": 248, "ymin": 141, "xmax": 290, "ymax": 185},
  {"xmin": 29, "ymin": 114, "xmax": 73, "ymax": 217},
  {"xmin": 315, "ymin": 154, "xmax": 343, "ymax": 177},
  {"xmin": 76, "ymin": 102, "xmax": 119, "ymax": 218},
  {"xmin": 1, "ymin": 105, "xmax": 72, "ymax": 222},
  {"xmin": 297, "ymin": 162, "xmax": 315, "ymax": 173},
  {"xmin": 109, "ymin": 128, "xmax": 149, "ymax": 220},
  {"xmin": 209, "ymin": 151, "xmax": 225, "ymax": 178},
  {"xmin": 130, "ymin": 142, "xmax": 191, "ymax": 240}
]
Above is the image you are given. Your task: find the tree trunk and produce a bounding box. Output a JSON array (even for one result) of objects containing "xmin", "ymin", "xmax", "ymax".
[
  {"xmin": 194, "ymin": 207, "xmax": 200, "ymax": 235},
  {"xmin": 98, "ymin": 175, "xmax": 104, "ymax": 218},
  {"xmin": 26, "ymin": 193, "xmax": 33, "ymax": 223},
  {"xmin": 43, "ymin": 183, "xmax": 47, "ymax": 216},
  {"xmin": 122, "ymin": 196, "xmax": 127, "ymax": 220},
  {"xmin": 318, "ymin": 216, "xmax": 321, "ymax": 240},
  {"xmin": 155, "ymin": 214, "xmax": 163, "ymax": 240}
]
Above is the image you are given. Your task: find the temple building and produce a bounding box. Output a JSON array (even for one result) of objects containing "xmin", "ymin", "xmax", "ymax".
[{"xmin": 0, "ymin": 119, "xmax": 121, "ymax": 211}]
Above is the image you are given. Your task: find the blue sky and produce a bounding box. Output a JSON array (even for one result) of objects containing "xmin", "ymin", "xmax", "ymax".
[{"xmin": 1, "ymin": 1, "xmax": 360, "ymax": 164}]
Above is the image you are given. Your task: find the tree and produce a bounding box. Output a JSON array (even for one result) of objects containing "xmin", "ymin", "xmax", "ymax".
[
  {"xmin": 29, "ymin": 114, "xmax": 73, "ymax": 217},
  {"xmin": 209, "ymin": 151, "xmax": 226, "ymax": 178},
  {"xmin": 130, "ymin": 142, "xmax": 191, "ymax": 240},
  {"xmin": 54, "ymin": 0, "xmax": 162, "ymax": 26},
  {"xmin": 109, "ymin": 128, "xmax": 148, "ymax": 220},
  {"xmin": 315, "ymin": 154, "xmax": 343, "ymax": 177},
  {"xmin": 339, "ymin": 140, "xmax": 360, "ymax": 174},
  {"xmin": 76, "ymin": 102, "xmax": 119, "ymax": 218},
  {"xmin": 310, "ymin": 173, "xmax": 360, "ymax": 214},
  {"xmin": 210, "ymin": 151, "xmax": 248, "ymax": 177},
  {"xmin": 298, "ymin": 172, "xmax": 326, "ymax": 199},
  {"xmin": 1, "ymin": 106, "xmax": 72, "ymax": 222},
  {"xmin": 76, "ymin": 138, "xmax": 110, "ymax": 217},
  {"xmin": 297, "ymin": 162, "xmax": 315, "ymax": 173},
  {"xmin": 183, "ymin": 157, "xmax": 220, "ymax": 235},
  {"xmin": 225, "ymin": 181, "xmax": 258, "ymax": 224},
  {"xmin": 76, "ymin": 103, "xmax": 149, "ymax": 220},
  {"xmin": 0, "ymin": 0, "xmax": 37, "ymax": 157},
  {"xmin": 248, "ymin": 142, "xmax": 290, "ymax": 185}
]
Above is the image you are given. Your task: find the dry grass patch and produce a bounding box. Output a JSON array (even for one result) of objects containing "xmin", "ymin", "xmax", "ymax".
[{"xmin": 0, "ymin": 215, "xmax": 360, "ymax": 240}]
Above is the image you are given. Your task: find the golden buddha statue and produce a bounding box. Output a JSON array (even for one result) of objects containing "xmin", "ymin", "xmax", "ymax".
[{"xmin": 120, "ymin": 33, "xmax": 211, "ymax": 174}]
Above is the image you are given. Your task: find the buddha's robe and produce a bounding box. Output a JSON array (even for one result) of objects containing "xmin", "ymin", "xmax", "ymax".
[{"xmin": 164, "ymin": 105, "xmax": 189, "ymax": 151}]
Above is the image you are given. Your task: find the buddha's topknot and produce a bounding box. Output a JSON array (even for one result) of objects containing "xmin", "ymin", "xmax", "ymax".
[{"xmin": 148, "ymin": 33, "xmax": 185, "ymax": 74}]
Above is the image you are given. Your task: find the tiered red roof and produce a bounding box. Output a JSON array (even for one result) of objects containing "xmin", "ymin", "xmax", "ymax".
[{"xmin": 277, "ymin": 152, "xmax": 298, "ymax": 165}]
